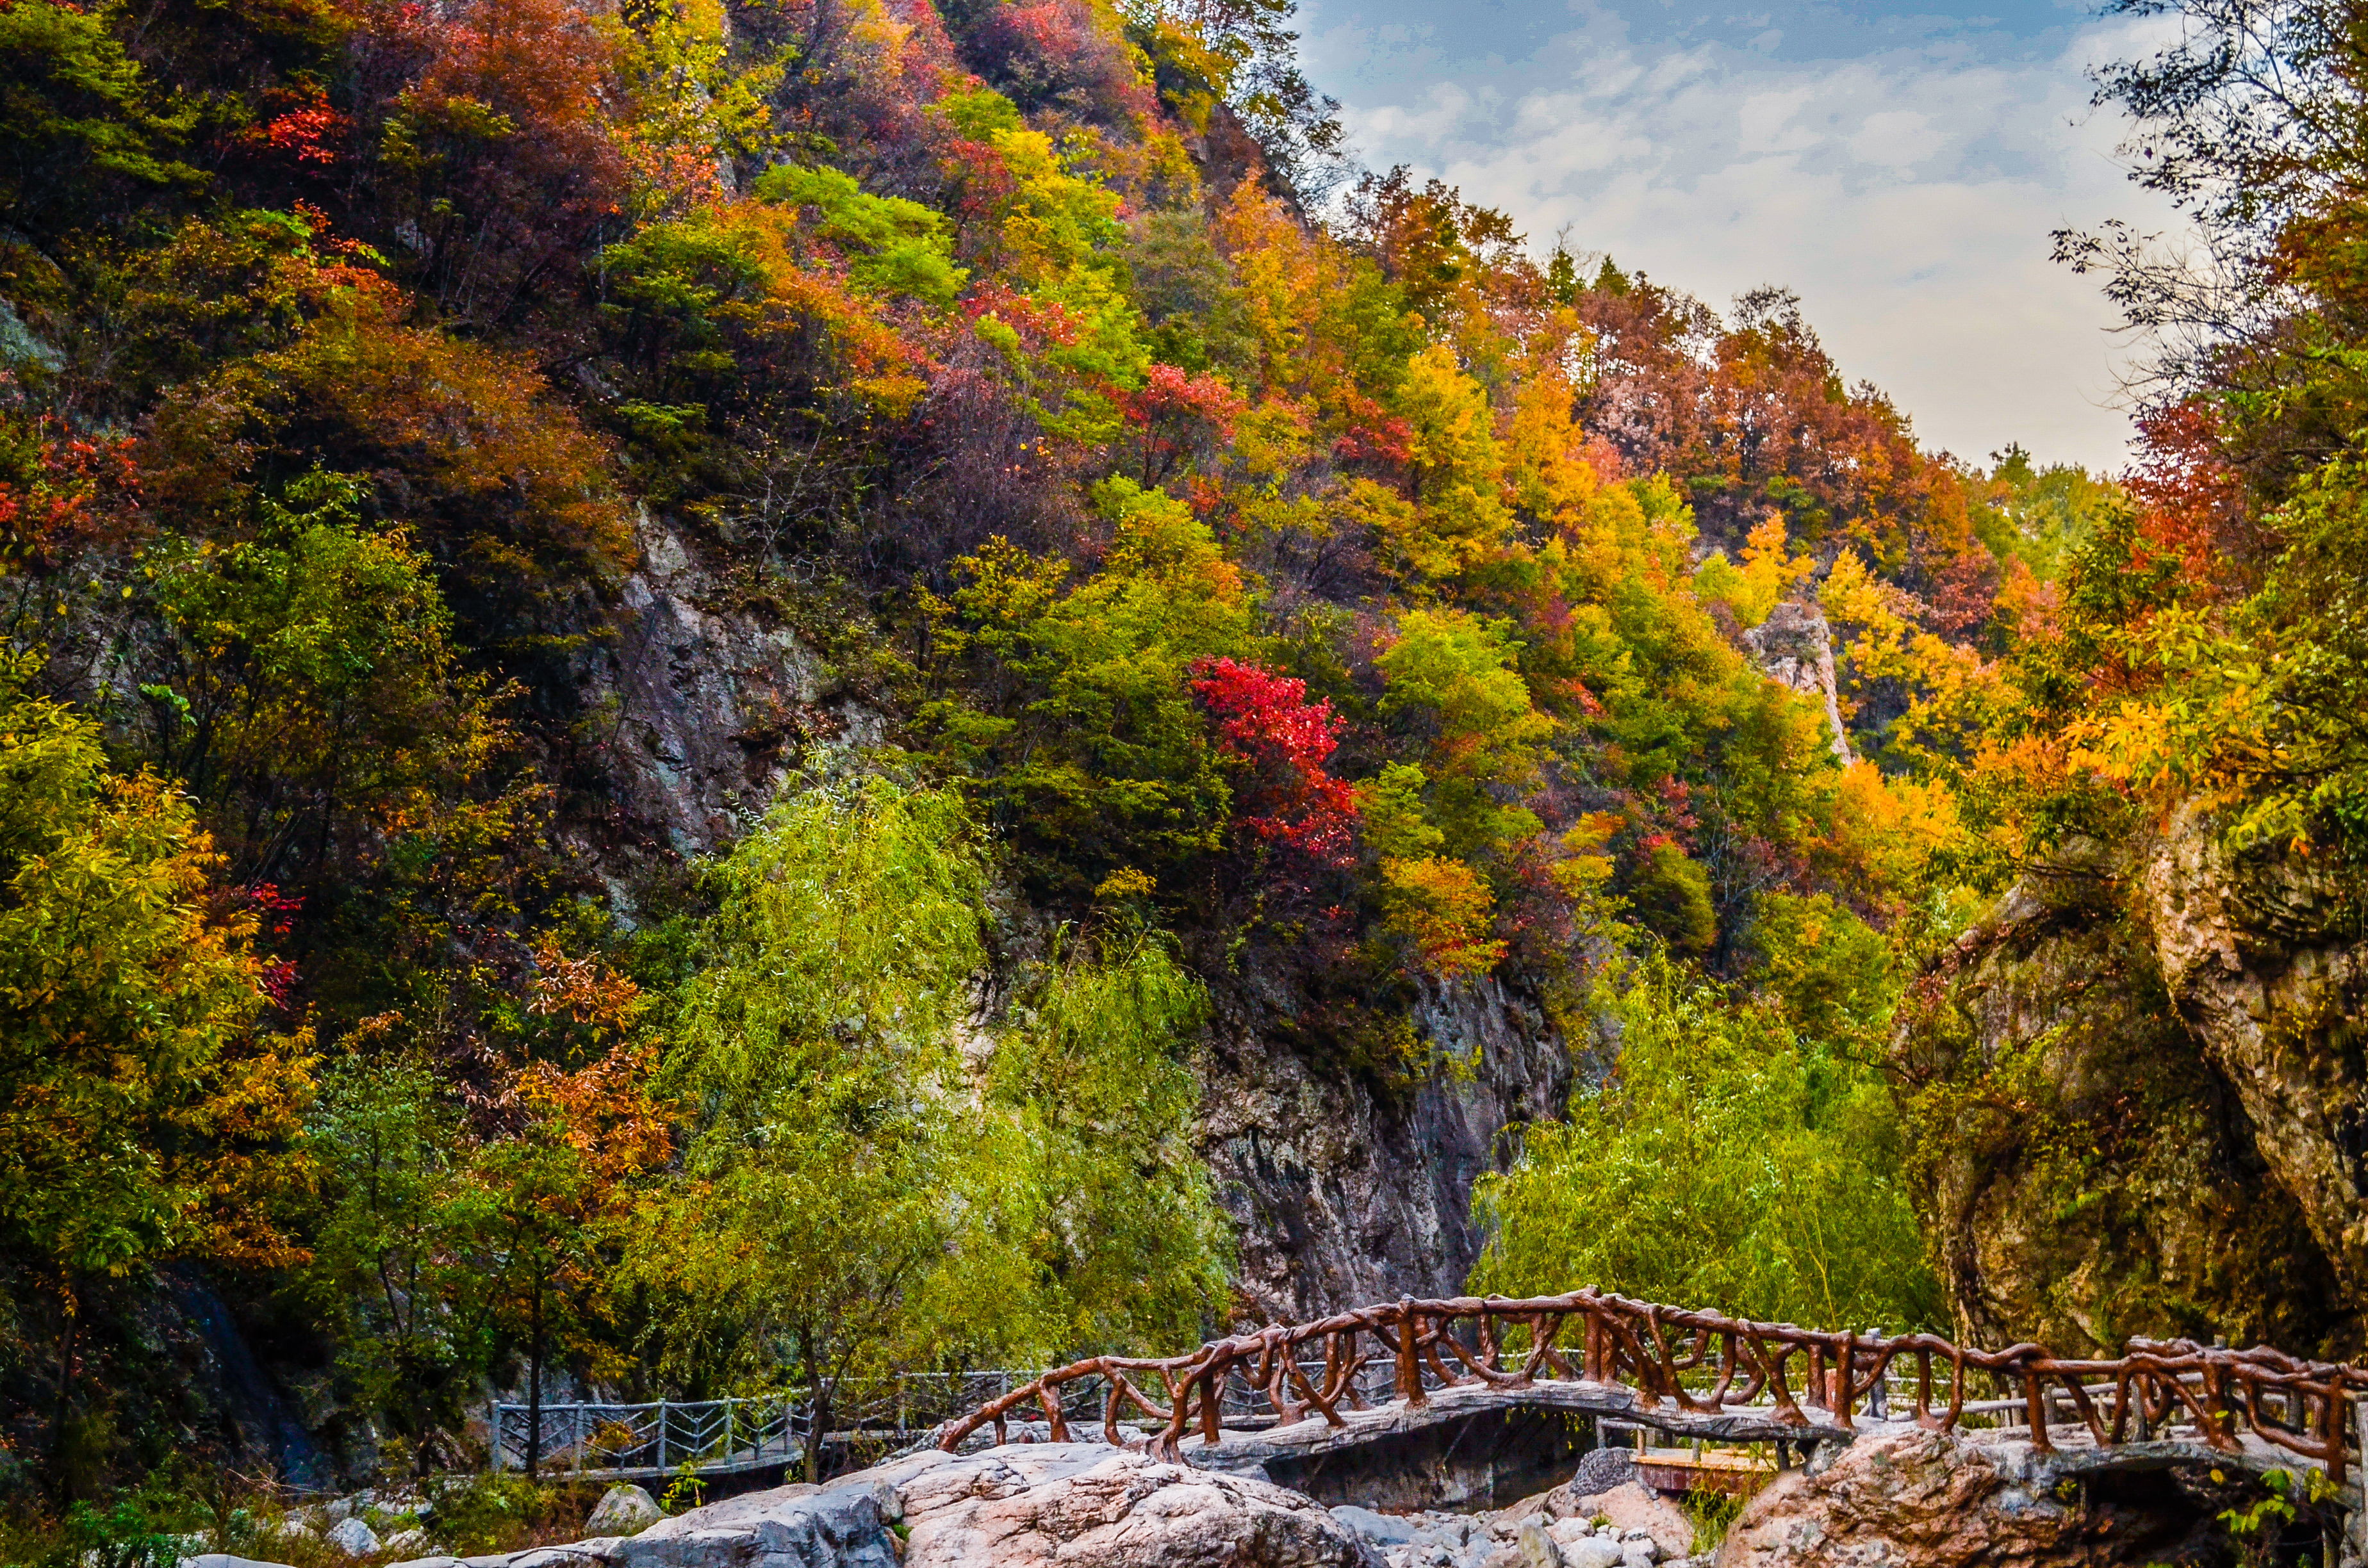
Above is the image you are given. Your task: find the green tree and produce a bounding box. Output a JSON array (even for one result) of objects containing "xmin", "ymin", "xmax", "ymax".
[
  {"xmin": 1472, "ymin": 958, "xmax": 1939, "ymax": 1332},
  {"xmin": 142, "ymin": 471, "xmax": 505, "ymax": 892},
  {"xmin": 967, "ymin": 927, "xmax": 1231, "ymax": 1355},
  {"xmin": 928, "ymin": 480, "xmax": 1252, "ymax": 898},
  {"xmin": 636, "ymin": 774, "xmax": 1231, "ymax": 1472},
  {"xmin": 637, "ymin": 774, "xmax": 992, "ymax": 1476},
  {"xmin": 304, "ymin": 1058, "xmax": 492, "ymax": 1472},
  {"xmin": 0, "ymin": 0, "xmax": 200, "ymax": 243}
]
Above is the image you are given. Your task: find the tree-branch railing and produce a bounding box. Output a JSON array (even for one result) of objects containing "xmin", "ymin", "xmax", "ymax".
[{"xmin": 934, "ymin": 1291, "xmax": 2368, "ymax": 1483}]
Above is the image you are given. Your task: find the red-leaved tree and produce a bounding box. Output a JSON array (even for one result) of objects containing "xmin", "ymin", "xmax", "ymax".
[
  {"xmin": 1190, "ymin": 656, "xmax": 1357, "ymax": 869},
  {"xmin": 1121, "ymin": 363, "xmax": 1246, "ymax": 485}
]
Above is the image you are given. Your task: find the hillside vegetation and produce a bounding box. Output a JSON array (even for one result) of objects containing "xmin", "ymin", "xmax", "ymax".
[{"xmin": 1, "ymin": 0, "xmax": 2362, "ymax": 1543}]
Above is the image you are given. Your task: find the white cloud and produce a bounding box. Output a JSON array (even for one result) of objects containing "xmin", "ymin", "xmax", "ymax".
[
  {"xmin": 1306, "ymin": 8, "xmax": 2190, "ymax": 471},
  {"xmin": 1850, "ymin": 110, "xmax": 1943, "ymax": 168}
]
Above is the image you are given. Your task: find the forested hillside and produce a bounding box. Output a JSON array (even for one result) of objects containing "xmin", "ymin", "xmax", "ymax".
[{"xmin": 3, "ymin": 0, "xmax": 2363, "ymax": 1549}]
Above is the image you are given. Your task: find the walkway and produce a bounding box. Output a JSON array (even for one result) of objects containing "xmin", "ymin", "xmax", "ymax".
[{"xmin": 936, "ymin": 1289, "xmax": 2368, "ymax": 1492}]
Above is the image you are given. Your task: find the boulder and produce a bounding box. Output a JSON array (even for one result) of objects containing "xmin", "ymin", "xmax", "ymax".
[
  {"xmin": 616, "ymin": 1474, "xmax": 887, "ymax": 1568},
  {"xmin": 324, "ymin": 1517, "xmax": 381, "ymax": 1558},
  {"xmin": 582, "ymin": 1485, "xmax": 662, "ymax": 1537},
  {"xmin": 1570, "ymin": 1485, "xmax": 1690, "ymax": 1558},
  {"xmin": 894, "ymin": 1444, "xmax": 1385, "ymax": 1567},
  {"xmin": 1564, "ymin": 1450, "xmax": 1637, "ymax": 1499},
  {"xmin": 1556, "ymin": 1535, "xmax": 1622, "ymax": 1568},
  {"xmin": 1713, "ymin": 1427, "xmax": 2203, "ymax": 1567},
  {"xmin": 1513, "ymin": 1519, "xmax": 1566, "ymax": 1567},
  {"xmin": 550, "ymin": 1444, "xmax": 1383, "ymax": 1568},
  {"xmin": 1333, "ymin": 1505, "xmax": 1424, "ymax": 1547}
]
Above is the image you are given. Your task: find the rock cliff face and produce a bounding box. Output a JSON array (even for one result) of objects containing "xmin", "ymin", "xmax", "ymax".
[
  {"xmin": 1201, "ymin": 975, "xmax": 1573, "ymax": 1321},
  {"xmin": 1898, "ymin": 807, "xmax": 2368, "ymax": 1355},
  {"xmin": 584, "ymin": 524, "xmax": 1572, "ymax": 1323},
  {"xmin": 571, "ymin": 516, "xmax": 885, "ymax": 865},
  {"xmin": 1740, "ymin": 602, "xmax": 1851, "ymax": 766},
  {"xmin": 2141, "ymin": 803, "xmax": 2368, "ymax": 1307}
]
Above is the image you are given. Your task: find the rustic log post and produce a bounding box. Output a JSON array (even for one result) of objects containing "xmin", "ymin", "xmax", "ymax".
[
  {"xmin": 2023, "ymin": 1369, "xmax": 2053, "ymax": 1452},
  {"xmin": 1398, "ymin": 1300, "xmax": 1427, "ymax": 1409},
  {"xmin": 2349, "ymin": 1394, "xmax": 2368, "ymax": 1567}
]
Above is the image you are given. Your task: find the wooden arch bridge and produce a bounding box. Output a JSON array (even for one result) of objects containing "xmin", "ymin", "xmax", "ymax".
[
  {"xmin": 497, "ymin": 1288, "xmax": 2368, "ymax": 1500},
  {"xmin": 936, "ymin": 1289, "xmax": 2368, "ymax": 1492}
]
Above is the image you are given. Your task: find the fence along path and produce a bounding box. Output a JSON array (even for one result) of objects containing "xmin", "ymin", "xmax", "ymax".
[
  {"xmin": 489, "ymin": 1373, "xmax": 1051, "ymax": 1480},
  {"xmin": 937, "ymin": 1289, "xmax": 2368, "ymax": 1483}
]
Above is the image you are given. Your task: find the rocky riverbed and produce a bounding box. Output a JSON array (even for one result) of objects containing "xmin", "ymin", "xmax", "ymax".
[
  {"xmin": 184, "ymin": 1444, "xmax": 1703, "ymax": 1568},
  {"xmin": 183, "ymin": 1423, "xmax": 2326, "ymax": 1568}
]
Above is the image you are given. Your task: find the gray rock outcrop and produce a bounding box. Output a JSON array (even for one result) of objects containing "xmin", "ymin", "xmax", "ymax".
[
  {"xmin": 892, "ymin": 1444, "xmax": 1380, "ymax": 1566},
  {"xmin": 579, "ymin": 516, "xmax": 857, "ymax": 858},
  {"xmin": 352, "ymin": 1445, "xmax": 1381, "ymax": 1568},
  {"xmin": 1714, "ymin": 1426, "xmax": 2210, "ymax": 1567},
  {"xmin": 582, "ymin": 1485, "xmax": 663, "ymax": 1538},
  {"xmin": 1896, "ymin": 818, "xmax": 2365, "ymax": 1355},
  {"xmin": 1204, "ymin": 974, "xmax": 1574, "ymax": 1320},
  {"xmin": 1740, "ymin": 603, "xmax": 1850, "ymax": 765}
]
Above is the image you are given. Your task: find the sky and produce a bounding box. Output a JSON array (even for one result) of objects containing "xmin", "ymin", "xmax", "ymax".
[{"xmin": 1294, "ymin": 0, "xmax": 2185, "ymax": 473}]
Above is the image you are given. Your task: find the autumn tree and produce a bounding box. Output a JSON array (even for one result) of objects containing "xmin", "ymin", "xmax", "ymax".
[{"xmin": 0, "ymin": 654, "xmax": 308, "ymax": 1485}]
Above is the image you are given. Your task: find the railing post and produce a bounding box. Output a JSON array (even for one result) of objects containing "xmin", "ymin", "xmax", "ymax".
[
  {"xmin": 2350, "ymin": 1394, "xmax": 2368, "ymax": 1568},
  {"xmin": 1398, "ymin": 1299, "xmax": 1427, "ymax": 1409},
  {"xmin": 657, "ymin": 1399, "xmax": 670, "ymax": 1471},
  {"xmin": 490, "ymin": 1403, "xmax": 506, "ymax": 1472}
]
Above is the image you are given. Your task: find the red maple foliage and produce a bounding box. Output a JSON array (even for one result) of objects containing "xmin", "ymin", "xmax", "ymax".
[
  {"xmin": 0, "ymin": 408, "xmax": 144, "ymax": 569},
  {"xmin": 2125, "ymin": 400, "xmax": 2269, "ymax": 598},
  {"xmin": 1121, "ymin": 363, "xmax": 1246, "ymax": 484},
  {"xmin": 233, "ymin": 81, "xmax": 349, "ymax": 169},
  {"xmin": 1190, "ymin": 656, "xmax": 1358, "ymax": 867}
]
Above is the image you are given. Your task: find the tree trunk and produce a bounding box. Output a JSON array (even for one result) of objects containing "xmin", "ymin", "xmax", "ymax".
[
  {"xmin": 47, "ymin": 1274, "xmax": 79, "ymax": 1499},
  {"xmin": 525, "ymin": 1275, "xmax": 545, "ymax": 1480},
  {"xmin": 803, "ymin": 1347, "xmax": 826, "ymax": 1486}
]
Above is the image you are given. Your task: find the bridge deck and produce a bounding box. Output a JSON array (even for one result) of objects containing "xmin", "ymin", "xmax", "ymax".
[{"xmin": 1072, "ymin": 1377, "xmax": 2346, "ymax": 1490}]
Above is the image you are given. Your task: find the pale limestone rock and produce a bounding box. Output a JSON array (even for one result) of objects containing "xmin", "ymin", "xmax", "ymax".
[
  {"xmin": 324, "ymin": 1517, "xmax": 380, "ymax": 1558},
  {"xmin": 894, "ymin": 1444, "xmax": 1383, "ymax": 1568},
  {"xmin": 1570, "ymin": 1485, "xmax": 1691, "ymax": 1558},
  {"xmin": 1714, "ymin": 1427, "xmax": 2196, "ymax": 1567},
  {"xmin": 1512, "ymin": 1519, "xmax": 1566, "ymax": 1567},
  {"xmin": 582, "ymin": 1485, "xmax": 662, "ymax": 1537}
]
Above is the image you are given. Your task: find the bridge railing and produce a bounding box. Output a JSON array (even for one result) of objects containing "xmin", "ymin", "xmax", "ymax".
[
  {"xmin": 489, "ymin": 1371, "xmax": 1075, "ymax": 1475},
  {"xmin": 491, "ymin": 1395, "xmax": 809, "ymax": 1475},
  {"xmin": 936, "ymin": 1289, "xmax": 2368, "ymax": 1483}
]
